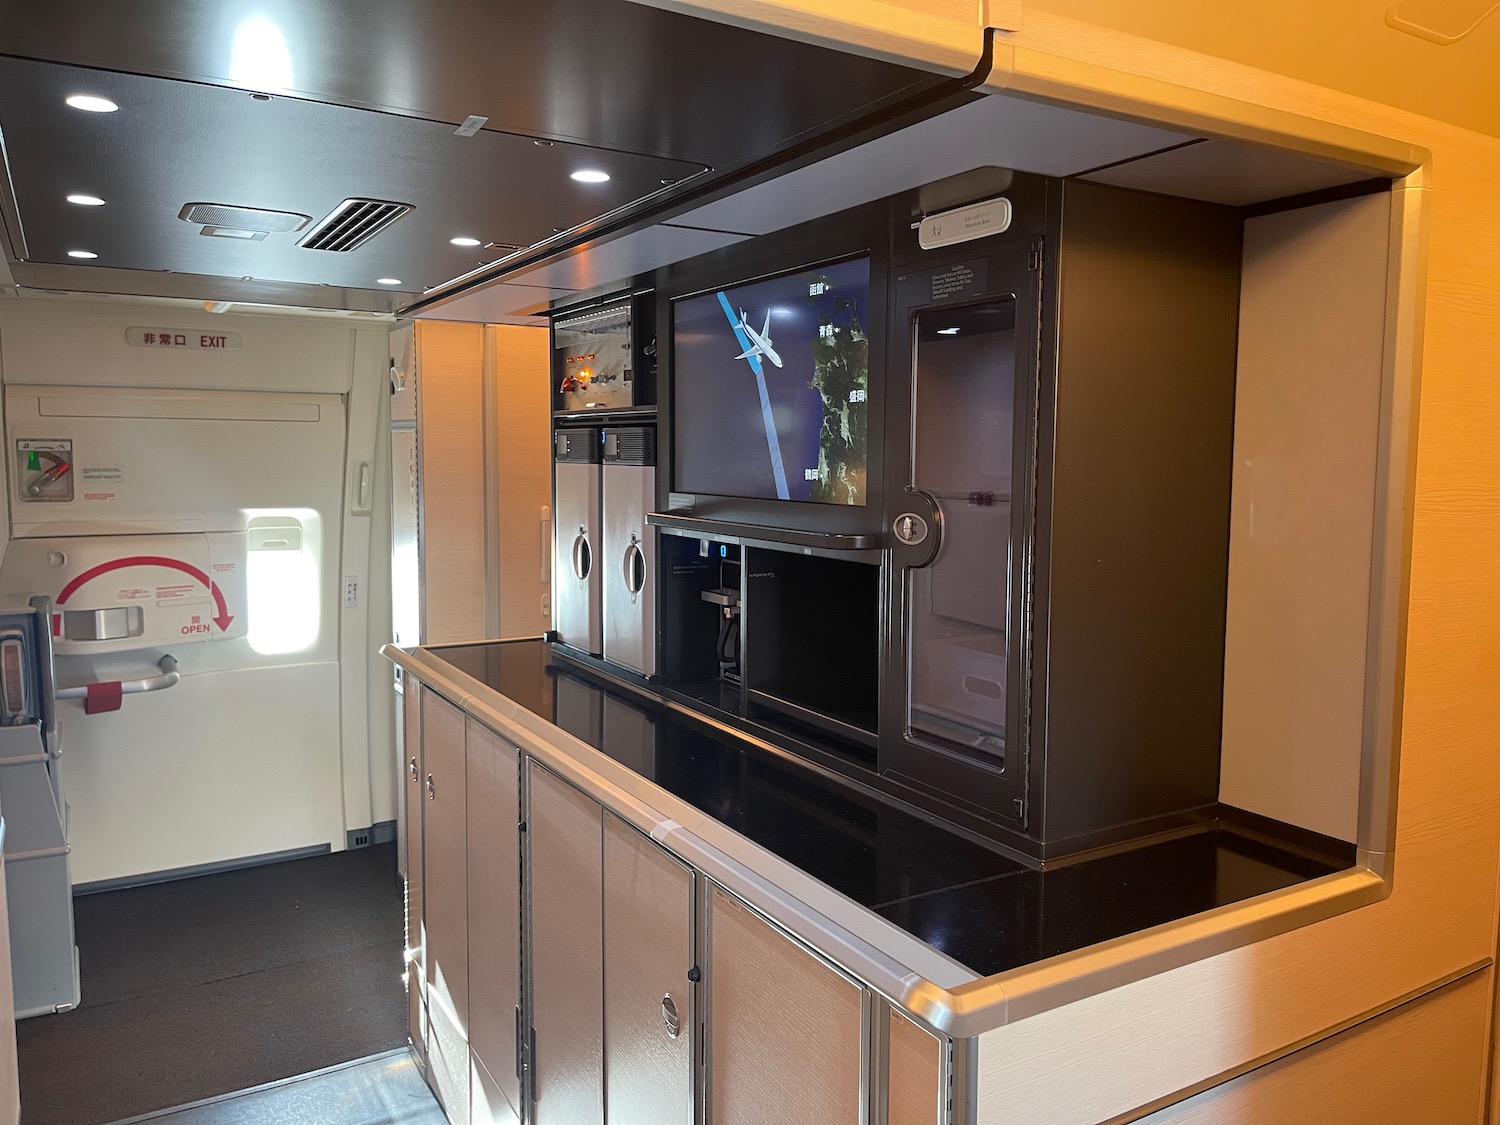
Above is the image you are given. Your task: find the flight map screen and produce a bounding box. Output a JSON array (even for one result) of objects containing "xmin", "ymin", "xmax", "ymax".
[{"xmin": 672, "ymin": 256, "xmax": 870, "ymax": 506}]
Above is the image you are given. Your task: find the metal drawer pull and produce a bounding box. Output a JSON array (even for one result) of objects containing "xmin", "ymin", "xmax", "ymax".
[
  {"xmin": 571, "ymin": 530, "xmax": 592, "ymax": 580},
  {"xmin": 661, "ymin": 993, "xmax": 680, "ymax": 1038},
  {"xmin": 623, "ymin": 539, "xmax": 645, "ymax": 595},
  {"xmin": 426, "ymin": 773, "xmax": 435, "ymax": 800}
]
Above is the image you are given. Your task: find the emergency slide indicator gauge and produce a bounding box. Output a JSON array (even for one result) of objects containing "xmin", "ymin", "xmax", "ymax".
[{"xmin": 16, "ymin": 439, "xmax": 74, "ymax": 503}]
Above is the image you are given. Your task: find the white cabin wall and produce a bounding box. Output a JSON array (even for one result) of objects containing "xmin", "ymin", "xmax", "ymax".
[
  {"xmin": 1218, "ymin": 193, "xmax": 1392, "ymax": 841},
  {"xmin": 0, "ymin": 295, "xmax": 393, "ymax": 881}
]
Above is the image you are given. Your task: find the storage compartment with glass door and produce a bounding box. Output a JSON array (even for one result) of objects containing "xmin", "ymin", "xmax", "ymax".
[{"xmin": 883, "ymin": 246, "xmax": 1037, "ymax": 825}]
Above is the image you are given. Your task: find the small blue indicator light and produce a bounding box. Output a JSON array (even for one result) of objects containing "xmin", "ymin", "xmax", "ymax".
[{"xmin": 720, "ymin": 545, "xmax": 727, "ymax": 558}]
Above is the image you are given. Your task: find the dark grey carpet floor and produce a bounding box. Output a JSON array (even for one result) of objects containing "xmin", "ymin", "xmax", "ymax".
[{"xmin": 15, "ymin": 843, "xmax": 407, "ymax": 1125}]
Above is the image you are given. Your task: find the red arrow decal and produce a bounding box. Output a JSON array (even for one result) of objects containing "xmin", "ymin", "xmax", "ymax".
[{"xmin": 57, "ymin": 555, "xmax": 235, "ymax": 632}]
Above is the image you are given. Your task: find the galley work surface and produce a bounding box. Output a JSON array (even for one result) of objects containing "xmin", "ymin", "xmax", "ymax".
[{"xmin": 429, "ymin": 639, "xmax": 1348, "ymax": 978}]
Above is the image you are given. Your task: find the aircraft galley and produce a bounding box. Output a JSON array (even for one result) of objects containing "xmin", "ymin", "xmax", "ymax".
[{"xmin": 0, "ymin": 2, "xmax": 1495, "ymax": 1124}]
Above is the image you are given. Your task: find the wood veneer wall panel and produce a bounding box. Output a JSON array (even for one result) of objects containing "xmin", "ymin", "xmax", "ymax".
[
  {"xmin": 417, "ymin": 321, "xmax": 487, "ymax": 643},
  {"xmin": 641, "ymin": 2, "xmax": 1500, "ymax": 1121},
  {"xmin": 1136, "ymin": 969, "xmax": 1489, "ymax": 1124},
  {"xmin": 489, "ymin": 325, "xmax": 551, "ymax": 639}
]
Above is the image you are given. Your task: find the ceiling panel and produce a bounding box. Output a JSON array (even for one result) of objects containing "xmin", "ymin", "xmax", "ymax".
[
  {"xmin": 670, "ymin": 94, "xmax": 1194, "ymax": 237},
  {"xmin": 413, "ymin": 283, "xmax": 572, "ymax": 323},
  {"xmin": 498, "ymin": 224, "xmax": 749, "ymax": 293},
  {"xmin": 0, "ymin": 57, "xmax": 705, "ymax": 293},
  {"xmin": 1079, "ymin": 139, "xmax": 1382, "ymax": 206},
  {"xmin": 0, "ymin": 0, "xmax": 955, "ymax": 168}
]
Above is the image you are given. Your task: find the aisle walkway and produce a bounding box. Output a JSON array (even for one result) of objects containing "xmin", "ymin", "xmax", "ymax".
[{"xmin": 16, "ymin": 843, "xmax": 407, "ymax": 1125}]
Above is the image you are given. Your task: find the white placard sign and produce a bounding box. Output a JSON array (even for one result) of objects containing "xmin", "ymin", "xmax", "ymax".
[
  {"xmin": 918, "ymin": 197, "xmax": 1014, "ymax": 251},
  {"xmin": 125, "ymin": 327, "xmax": 243, "ymax": 352}
]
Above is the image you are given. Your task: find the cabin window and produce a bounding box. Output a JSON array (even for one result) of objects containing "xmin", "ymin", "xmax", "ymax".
[{"xmin": 245, "ymin": 512, "xmax": 320, "ymax": 654}]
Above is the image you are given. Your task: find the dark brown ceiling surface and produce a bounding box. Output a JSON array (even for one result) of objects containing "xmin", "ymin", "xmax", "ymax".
[
  {"xmin": 0, "ymin": 0, "xmax": 949, "ymax": 186},
  {"xmin": 0, "ymin": 56, "xmax": 706, "ymax": 292},
  {"xmin": 0, "ymin": 0, "xmax": 951, "ymax": 303}
]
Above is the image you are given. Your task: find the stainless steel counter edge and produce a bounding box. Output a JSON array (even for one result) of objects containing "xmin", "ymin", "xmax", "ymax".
[{"xmin": 386, "ymin": 644, "xmax": 1387, "ymax": 1039}]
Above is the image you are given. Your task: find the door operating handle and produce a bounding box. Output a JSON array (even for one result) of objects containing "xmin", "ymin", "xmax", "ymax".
[
  {"xmin": 426, "ymin": 773, "xmax": 435, "ymax": 800},
  {"xmin": 409, "ymin": 756, "xmax": 419, "ymax": 783}
]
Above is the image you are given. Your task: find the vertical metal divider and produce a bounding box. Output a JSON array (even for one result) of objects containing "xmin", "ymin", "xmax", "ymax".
[
  {"xmin": 949, "ymin": 1034, "xmax": 976, "ymax": 1125},
  {"xmin": 597, "ymin": 800, "xmax": 608, "ymax": 1125},
  {"xmin": 518, "ymin": 753, "xmax": 534, "ymax": 1124},
  {"xmin": 415, "ymin": 684, "xmax": 430, "ymax": 1077},
  {"xmin": 697, "ymin": 878, "xmax": 715, "ymax": 1125},
  {"xmin": 869, "ymin": 997, "xmax": 891, "ymax": 1125}
]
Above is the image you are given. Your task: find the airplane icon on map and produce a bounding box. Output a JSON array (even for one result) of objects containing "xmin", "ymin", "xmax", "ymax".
[{"xmin": 734, "ymin": 309, "xmax": 783, "ymax": 369}]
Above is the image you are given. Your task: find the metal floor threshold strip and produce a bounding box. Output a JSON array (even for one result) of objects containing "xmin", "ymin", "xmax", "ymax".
[{"xmin": 102, "ymin": 1049, "xmax": 445, "ymax": 1125}]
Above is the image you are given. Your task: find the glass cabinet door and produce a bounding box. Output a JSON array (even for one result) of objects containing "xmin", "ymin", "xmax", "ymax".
[
  {"xmin": 884, "ymin": 245, "xmax": 1037, "ymax": 826},
  {"xmin": 906, "ymin": 299, "xmax": 1017, "ymax": 761}
]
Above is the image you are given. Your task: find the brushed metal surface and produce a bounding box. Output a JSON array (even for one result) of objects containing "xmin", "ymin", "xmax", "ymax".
[
  {"xmin": 709, "ymin": 886, "xmax": 864, "ymax": 1125},
  {"xmin": 465, "ymin": 721, "xmax": 521, "ymax": 1123},
  {"xmin": 528, "ymin": 764, "xmax": 604, "ymax": 1125},
  {"xmin": 603, "ymin": 814, "xmax": 694, "ymax": 1125},
  {"xmin": 601, "ymin": 462, "xmax": 656, "ymax": 676},
  {"xmin": 888, "ymin": 1009, "xmax": 946, "ymax": 1125},
  {"xmin": 470, "ymin": 1051, "xmax": 522, "ymax": 1125},
  {"xmin": 403, "ymin": 685, "xmax": 426, "ymax": 1061},
  {"xmin": 420, "ymin": 691, "xmax": 469, "ymax": 1120},
  {"xmin": 554, "ymin": 461, "xmax": 602, "ymax": 654}
]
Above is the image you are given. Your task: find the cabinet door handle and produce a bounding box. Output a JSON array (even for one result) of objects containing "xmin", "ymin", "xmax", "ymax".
[
  {"xmin": 409, "ymin": 756, "xmax": 418, "ymax": 783},
  {"xmin": 572, "ymin": 530, "xmax": 592, "ymax": 581},
  {"xmin": 661, "ymin": 992, "xmax": 681, "ymax": 1038},
  {"xmin": 426, "ymin": 773, "xmax": 435, "ymax": 800},
  {"xmin": 624, "ymin": 539, "xmax": 646, "ymax": 596}
]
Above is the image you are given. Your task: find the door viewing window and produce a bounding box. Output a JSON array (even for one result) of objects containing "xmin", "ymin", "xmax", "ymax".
[{"xmin": 905, "ymin": 300, "xmax": 1017, "ymax": 763}]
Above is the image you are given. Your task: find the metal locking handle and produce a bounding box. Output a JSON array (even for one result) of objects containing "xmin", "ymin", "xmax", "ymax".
[
  {"xmin": 426, "ymin": 773, "xmax": 435, "ymax": 800},
  {"xmin": 623, "ymin": 539, "xmax": 645, "ymax": 596},
  {"xmin": 571, "ymin": 529, "xmax": 592, "ymax": 581},
  {"xmin": 409, "ymin": 756, "xmax": 419, "ymax": 783},
  {"xmin": 661, "ymin": 993, "xmax": 681, "ymax": 1038}
]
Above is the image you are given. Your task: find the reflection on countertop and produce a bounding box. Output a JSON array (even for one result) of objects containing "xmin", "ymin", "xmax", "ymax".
[{"xmin": 428, "ymin": 639, "xmax": 1349, "ymax": 978}]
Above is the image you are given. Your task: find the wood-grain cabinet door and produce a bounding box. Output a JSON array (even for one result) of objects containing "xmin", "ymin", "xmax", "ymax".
[
  {"xmin": 402, "ymin": 681, "xmax": 426, "ymax": 1065},
  {"xmin": 422, "ymin": 691, "xmax": 470, "ymax": 1125},
  {"xmin": 708, "ymin": 885, "xmax": 865, "ymax": 1125},
  {"xmin": 888, "ymin": 1008, "xmax": 947, "ymax": 1125},
  {"xmin": 528, "ymin": 763, "xmax": 605, "ymax": 1125},
  {"xmin": 467, "ymin": 720, "xmax": 522, "ymax": 1125},
  {"xmin": 603, "ymin": 813, "xmax": 696, "ymax": 1125}
]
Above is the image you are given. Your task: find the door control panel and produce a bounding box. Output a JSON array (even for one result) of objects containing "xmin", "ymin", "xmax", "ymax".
[{"xmin": 16, "ymin": 439, "xmax": 73, "ymax": 503}]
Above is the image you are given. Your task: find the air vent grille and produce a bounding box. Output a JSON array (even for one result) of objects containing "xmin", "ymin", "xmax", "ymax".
[
  {"xmin": 178, "ymin": 202, "xmax": 310, "ymax": 233},
  {"xmin": 301, "ymin": 198, "xmax": 414, "ymax": 252}
]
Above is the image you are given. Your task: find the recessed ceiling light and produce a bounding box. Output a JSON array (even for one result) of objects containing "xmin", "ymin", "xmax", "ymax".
[
  {"xmin": 570, "ymin": 169, "xmax": 610, "ymax": 184},
  {"xmin": 67, "ymin": 250, "xmax": 99, "ymax": 259},
  {"xmin": 450, "ymin": 236, "xmax": 481, "ymax": 247},
  {"xmin": 377, "ymin": 277, "xmax": 402, "ymax": 286},
  {"xmin": 66, "ymin": 194, "xmax": 106, "ymax": 207},
  {"xmin": 65, "ymin": 95, "xmax": 118, "ymax": 113},
  {"xmin": 937, "ymin": 327, "xmax": 961, "ymax": 335}
]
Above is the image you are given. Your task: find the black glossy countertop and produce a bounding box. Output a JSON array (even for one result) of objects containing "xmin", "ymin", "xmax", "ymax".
[{"xmin": 428, "ymin": 639, "xmax": 1348, "ymax": 979}]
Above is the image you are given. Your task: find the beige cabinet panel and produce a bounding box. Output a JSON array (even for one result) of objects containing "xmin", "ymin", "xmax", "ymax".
[
  {"xmin": 603, "ymin": 814, "xmax": 695, "ymax": 1125},
  {"xmin": 1138, "ymin": 970, "xmax": 1490, "ymax": 1125},
  {"xmin": 709, "ymin": 886, "xmax": 864, "ymax": 1125},
  {"xmin": 466, "ymin": 720, "xmax": 522, "ymax": 1123},
  {"xmin": 889, "ymin": 1009, "xmax": 945, "ymax": 1125},
  {"xmin": 422, "ymin": 691, "xmax": 469, "ymax": 1123},
  {"xmin": 529, "ymin": 764, "xmax": 605, "ymax": 1125}
]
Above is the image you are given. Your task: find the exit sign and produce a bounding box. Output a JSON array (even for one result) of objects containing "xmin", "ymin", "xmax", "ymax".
[{"xmin": 125, "ymin": 327, "xmax": 243, "ymax": 351}]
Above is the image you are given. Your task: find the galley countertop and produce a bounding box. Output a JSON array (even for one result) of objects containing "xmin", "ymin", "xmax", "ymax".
[{"xmin": 388, "ymin": 638, "xmax": 1379, "ymax": 1036}]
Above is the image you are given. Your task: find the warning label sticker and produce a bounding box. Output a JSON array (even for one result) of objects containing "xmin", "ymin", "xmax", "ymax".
[
  {"xmin": 117, "ymin": 587, "xmax": 151, "ymax": 601},
  {"xmin": 83, "ymin": 492, "xmax": 116, "ymax": 502}
]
